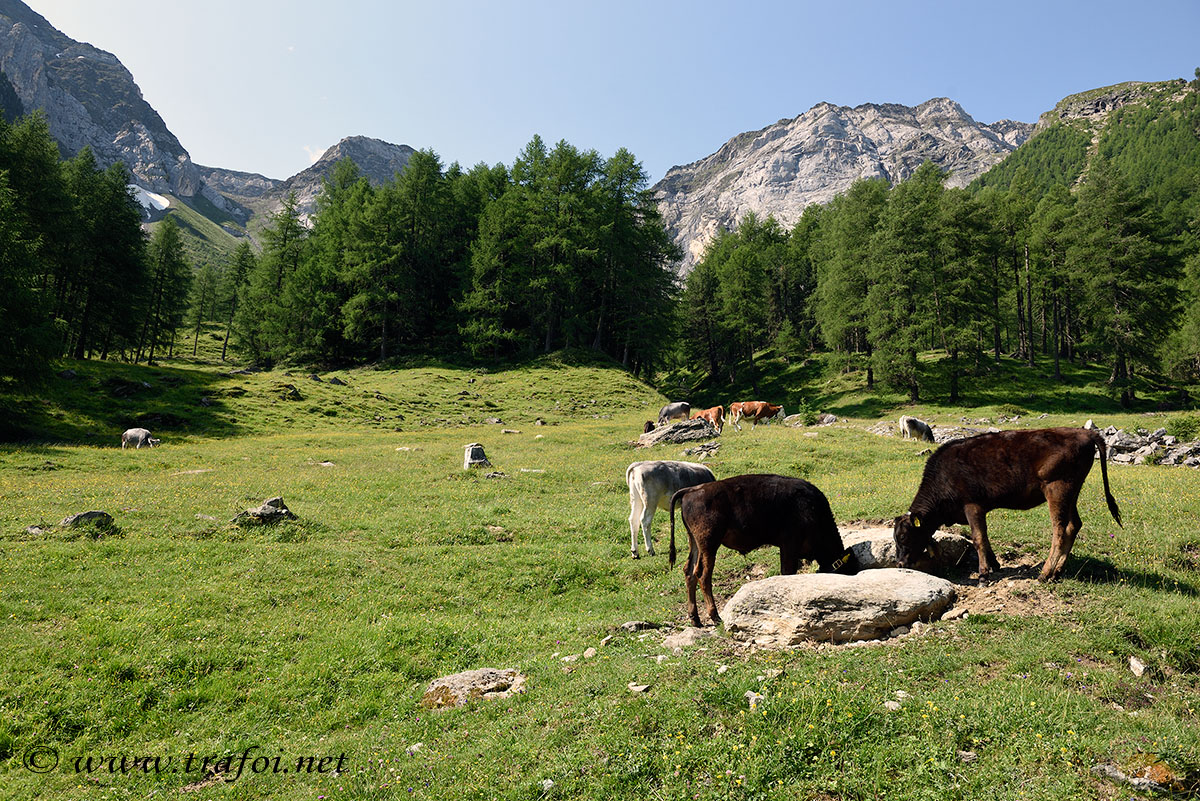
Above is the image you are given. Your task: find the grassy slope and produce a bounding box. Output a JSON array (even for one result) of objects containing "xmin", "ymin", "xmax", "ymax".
[{"xmin": 1, "ymin": 355, "xmax": 1198, "ymax": 800}]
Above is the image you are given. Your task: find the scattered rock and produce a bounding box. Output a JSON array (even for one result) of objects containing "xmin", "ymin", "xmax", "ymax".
[
  {"xmin": 194, "ymin": 514, "xmax": 217, "ymax": 521},
  {"xmin": 307, "ymin": 373, "xmax": 322, "ymax": 382},
  {"xmin": 957, "ymin": 750, "xmax": 978, "ymax": 763},
  {"xmin": 535, "ymin": 419, "xmax": 546, "ymax": 426},
  {"xmin": 637, "ymin": 418, "xmax": 718, "ymax": 447},
  {"xmin": 621, "ymin": 621, "xmax": 660, "ymax": 632},
  {"xmin": 25, "ymin": 525, "xmax": 45, "ymax": 536},
  {"xmin": 682, "ymin": 442, "xmax": 720, "ymax": 459},
  {"xmin": 59, "ymin": 510, "xmax": 114, "ymax": 529},
  {"xmin": 583, "ymin": 647, "xmax": 597, "ymax": 659},
  {"xmin": 721, "ymin": 569, "xmax": 957, "ymax": 646},
  {"xmin": 484, "ymin": 472, "xmax": 507, "ymax": 479},
  {"xmin": 1129, "ymin": 656, "xmax": 1148, "ymax": 677},
  {"xmin": 1091, "ymin": 763, "xmax": 1171, "ymax": 794},
  {"xmin": 744, "ymin": 691, "xmax": 765, "ymax": 710},
  {"xmin": 483, "ymin": 417, "xmax": 503, "ymax": 425},
  {"xmin": 501, "ymin": 429, "xmax": 522, "ymax": 434},
  {"xmin": 599, "ymin": 635, "xmax": 613, "ymax": 647},
  {"xmin": 422, "ymin": 668, "xmax": 526, "ymax": 708},
  {"xmin": 463, "ymin": 442, "xmax": 491, "ymax": 469},
  {"xmin": 232, "ymin": 497, "xmax": 296, "ymax": 525},
  {"xmin": 717, "ymin": 665, "xmax": 729, "ymax": 674},
  {"xmin": 662, "ymin": 627, "xmax": 711, "ymax": 651},
  {"xmin": 883, "ymin": 700, "xmax": 902, "ymax": 712},
  {"xmin": 890, "ymin": 625, "xmax": 911, "ymax": 638},
  {"xmin": 627, "ymin": 682, "xmax": 650, "ymax": 693},
  {"xmin": 328, "ymin": 377, "xmax": 347, "ymax": 386},
  {"xmin": 840, "ymin": 526, "xmax": 972, "ymax": 571},
  {"xmin": 541, "ymin": 779, "xmax": 555, "ymax": 792}
]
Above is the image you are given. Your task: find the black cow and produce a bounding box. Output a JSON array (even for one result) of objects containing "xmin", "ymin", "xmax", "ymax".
[
  {"xmin": 669, "ymin": 474, "xmax": 858, "ymax": 626},
  {"xmin": 893, "ymin": 427, "xmax": 1122, "ymax": 581}
]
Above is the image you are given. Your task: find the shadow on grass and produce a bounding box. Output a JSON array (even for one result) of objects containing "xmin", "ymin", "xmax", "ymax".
[
  {"xmin": 0, "ymin": 360, "xmax": 243, "ymax": 445},
  {"xmin": 1066, "ymin": 554, "xmax": 1200, "ymax": 597}
]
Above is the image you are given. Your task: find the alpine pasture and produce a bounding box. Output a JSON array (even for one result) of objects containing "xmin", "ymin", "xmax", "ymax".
[{"xmin": 2, "ymin": 353, "xmax": 1199, "ymax": 800}]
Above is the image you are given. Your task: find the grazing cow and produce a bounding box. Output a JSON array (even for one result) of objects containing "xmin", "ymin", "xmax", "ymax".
[
  {"xmin": 727, "ymin": 401, "xmax": 784, "ymax": 431},
  {"xmin": 121, "ymin": 428, "xmax": 160, "ymax": 449},
  {"xmin": 643, "ymin": 421, "xmax": 656, "ymax": 434},
  {"xmin": 669, "ymin": 474, "xmax": 859, "ymax": 625},
  {"xmin": 657, "ymin": 402, "xmax": 691, "ymax": 427},
  {"xmin": 626, "ymin": 461, "xmax": 715, "ymax": 558},
  {"xmin": 691, "ymin": 405, "xmax": 724, "ymax": 434},
  {"xmin": 892, "ymin": 427, "xmax": 1122, "ymax": 581},
  {"xmin": 899, "ymin": 415, "xmax": 935, "ymax": 442}
]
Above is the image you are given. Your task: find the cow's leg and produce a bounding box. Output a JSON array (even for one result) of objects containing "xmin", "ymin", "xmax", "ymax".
[
  {"xmin": 695, "ymin": 544, "xmax": 722, "ymax": 625},
  {"xmin": 1040, "ymin": 484, "xmax": 1081, "ymax": 580},
  {"xmin": 964, "ymin": 504, "xmax": 1000, "ymax": 578},
  {"xmin": 628, "ymin": 490, "xmax": 644, "ymax": 558},
  {"xmin": 640, "ymin": 502, "xmax": 657, "ymax": 557},
  {"xmin": 779, "ymin": 544, "xmax": 799, "ymax": 576},
  {"xmin": 685, "ymin": 545, "xmax": 702, "ymax": 626}
]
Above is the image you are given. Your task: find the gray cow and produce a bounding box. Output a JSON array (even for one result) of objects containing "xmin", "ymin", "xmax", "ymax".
[
  {"xmin": 656, "ymin": 401, "xmax": 691, "ymax": 427},
  {"xmin": 626, "ymin": 460, "xmax": 715, "ymax": 558},
  {"xmin": 121, "ymin": 428, "xmax": 161, "ymax": 449},
  {"xmin": 898, "ymin": 415, "xmax": 935, "ymax": 442}
]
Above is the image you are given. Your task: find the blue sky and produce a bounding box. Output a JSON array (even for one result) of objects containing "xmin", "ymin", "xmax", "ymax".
[{"xmin": 20, "ymin": 0, "xmax": 1200, "ymax": 184}]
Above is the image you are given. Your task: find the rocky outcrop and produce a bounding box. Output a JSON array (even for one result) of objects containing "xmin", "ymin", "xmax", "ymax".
[
  {"xmin": 721, "ymin": 569, "xmax": 957, "ymax": 646},
  {"xmin": 1094, "ymin": 424, "xmax": 1200, "ymax": 467},
  {"xmin": 1033, "ymin": 80, "xmax": 1186, "ymax": 134},
  {"xmin": 421, "ymin": 668, "xmax": 526, "ymax": 709},
  {"xmin": 637, "ymin": 418, "xmax": 719, "ymax": 447},
  {"xmin": 654, "ymin": 98, "xmax": 1033, "ymax": 271},
  {"xmin": 0, "ymin": 0, "xmax": 200, "ymax": 196}
]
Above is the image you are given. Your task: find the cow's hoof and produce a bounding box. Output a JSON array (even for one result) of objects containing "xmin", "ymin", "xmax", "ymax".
[{"xmin": 631, "ymin": 552, "xmax": 639, "ymax": 559}]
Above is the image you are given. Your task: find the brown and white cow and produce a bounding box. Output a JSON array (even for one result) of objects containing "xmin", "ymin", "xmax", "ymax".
[
  {"xmin": 669, "ymin": 474, "xmax": 858, "ymax": 626},
  {"xmin": 892, "ymin": 427, "xmax": 1122, "ymax": 581},
  {"xmin": 691, "ymin": 405, "xmax": 724, "ymax": 434},
  {"xmin": 727, "ymin": 401, "xmax": 784, "ymax": 431}
]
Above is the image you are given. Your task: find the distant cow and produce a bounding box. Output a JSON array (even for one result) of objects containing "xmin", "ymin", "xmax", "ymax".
[
  {"xmin": 899, "ymin": 415, "xmax": 935, "ymax": 442},
  {"xmin": 657, "ymin": 402, "xmax": 691, "ymax": 427},
  {"xmin": 670, "ymin": 474, "xmax": 858, "ymax": 626},
  {"xmin": 727, "ymin": 401, "xmax": 784, "ymax": 431},
  {"xmin": 892, "ymin": 427, "xmax": 1122, "ymax": 581},
  {"xmin": 626, "ymin": 461, "xmax": 715, "ymax": 558},
  {"xmin": 121, "ymin": 428, "xmax": 160, "ymax": 449},
  {"xmin": 643, "ymin": 421, "xmax": 656, "ymax": 434},
  {"xmin": 691, "ymin": 405, "xmax": 724, "ymax": 434}
]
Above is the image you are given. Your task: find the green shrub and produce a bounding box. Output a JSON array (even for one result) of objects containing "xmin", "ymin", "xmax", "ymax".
[{"xmin": 1167, "ymin": 413, "xmax": 1200, "ymax": 442}]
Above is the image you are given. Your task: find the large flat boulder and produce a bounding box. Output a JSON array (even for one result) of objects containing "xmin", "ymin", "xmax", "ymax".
[
  {"xmin": 637, "ymin": 418, "xmax": 718, "ymax": 447},
  {"xmin": 421, "ymin": 668, "xmax": 526, "ymax": 709},
  {"xmin": 840, "ymin": 526, "xmax": 973, "ymax": 571},
  {"xmin": 721, "ymin": 569, "xmax": 957, "ymax": 646}
]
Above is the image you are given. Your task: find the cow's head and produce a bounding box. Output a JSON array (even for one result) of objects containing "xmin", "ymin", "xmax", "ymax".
[
  {"xmin": 643, "ymin": 421, "xmax": 655, "ymax": 434},
  {"xmin": 148, "ymin": 437, "xmax": 161, "ymax": 447},
  {"xmin": 825, "ymin": 546, "xmax": 861, "ymax": 575},
  {"xmin": 892, "ymin": 512, "xmax": 935, "ymax": 569}
]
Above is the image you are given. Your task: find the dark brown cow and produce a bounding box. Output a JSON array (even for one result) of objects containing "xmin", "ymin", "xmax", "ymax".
[
  {"xmin": 643, "ymin": 420, "xmax": 656, "ymax": 434},
  {"xmin": 669, "ymin": 474, "xmax": 858, "ymax": 626},
  {"xmin": 728, "ymin": 401, "xmax": 784, "ymax": 431},
  {"xmin": 691, "ymin": 405, "xmax": 725, "ymax": 434},
  {"xmin": 893, "ymin": 427, "xmax": 1122, "ymax": 581}
]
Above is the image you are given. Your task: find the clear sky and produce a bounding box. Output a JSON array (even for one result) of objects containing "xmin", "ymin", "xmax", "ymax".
[{"xmin": 19, "ymin": 0, "xmax": 1200, "ymax": 184}]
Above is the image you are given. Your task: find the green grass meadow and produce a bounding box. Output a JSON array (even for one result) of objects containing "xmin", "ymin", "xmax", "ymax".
[{"xmin": 2, "ymin": 355, "xmax": 1199, "ymax": 800}]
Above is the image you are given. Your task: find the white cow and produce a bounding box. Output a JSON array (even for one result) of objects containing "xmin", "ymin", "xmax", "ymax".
[
  {"xmin": 626, "ymin": 460, "xmax": 715, "ymax": 558},
  {"xmin": 898, "ymin": 415, "xmax": 935, "ymax": 442},
  {"xmin": 121, "ymin": 427, "xmax": 161, "ymax": 449}
]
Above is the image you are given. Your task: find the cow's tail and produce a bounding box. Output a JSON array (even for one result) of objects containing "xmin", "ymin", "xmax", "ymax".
[
  {"xmin": 1093, "ymin": 433, "xmax": 1122, "ymax": 527},
  {"xmin": 668, "ymin": 486, "xmax": 696, "ymax": 570}
]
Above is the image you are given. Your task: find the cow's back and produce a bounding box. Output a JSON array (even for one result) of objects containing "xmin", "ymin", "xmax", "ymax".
[
  {"xmin": 918, "ymin": 428, "xmax": 1098, "ymax": 511},
  {"xmin": 682, "ymin": 474, "xmax": 838, "ymax": 549}
]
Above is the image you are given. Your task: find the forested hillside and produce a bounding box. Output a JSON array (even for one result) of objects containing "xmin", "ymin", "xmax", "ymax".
[
  {"xmin": 3, "ymin": 77, "xmax": 1199, "ymax": 414},
  {"xmin": 678, "ymin": 77, "xmax": 1200, "ymax": 407}
]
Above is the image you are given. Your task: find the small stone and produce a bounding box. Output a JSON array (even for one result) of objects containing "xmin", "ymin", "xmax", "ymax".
[
  {"xmin": 890, "ymin": 625, "xmax": 911, "ymax": 638},
  {"xmin": 25, "ymin": 525, "xmax": 44, "ymax": 536},
  {"xmin": 501, "ymin": 429, "xmax": 522, "ymax": 434},
  {"xmin": 744, "ymin": 691, "xmax": 765, "ymax": 710},
  {"xmin": 717, "ymin": 665, "xmax": 729, "ymax": 674},
  {"xmin": 957, "ymin": 750, "xmax": 978, "ymax": 763},
  {"xmin": 883, "ymin": 700, "xmax": 902, "ymax": 712},
  {"xmin": 59, "ymin": 510, "xmax": 114, "ymax": 528},
  {"xmin": 194, "ymin": 514, "xmax": 217, "ymax": 521},
  {"xmin": 895, "ymin": 690, "xmax": 911, "ymax": 700},
  {"xmin": 627, "ymin": 682, "xmax": 650, "ymax": 693},
  {"xmin": 464, "ymin": 442, "xmax": 491, "ymax": 469},
  {"xmin": 583, "ymin": 648, "xmax": 597, "ymax": 659},
  {"xmin": 541, "ymin": 779, "xmax": 555, "ymax": 791},
  {"xmin": 561, "ymin": 654, "xmax": 579, "ymax": 663},
  {"xmin": 599, "ymin": 635, "xmax": 613, "ymax": 646},
  {"xmin": 655, "ymin": 654, "xmax": 668, "ymax": 664},
  {"xmin": 407, "ymin": 743, "xmax": 423, "ymax": 755},
  {"xmin": 1129, "ymin": 656, "xmax": 1147, "ymax": 677}
]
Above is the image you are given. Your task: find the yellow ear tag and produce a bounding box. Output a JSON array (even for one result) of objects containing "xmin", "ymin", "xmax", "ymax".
[{"xmin": 911, "ymin": 515, "xmax": 921, "ymax": 528}]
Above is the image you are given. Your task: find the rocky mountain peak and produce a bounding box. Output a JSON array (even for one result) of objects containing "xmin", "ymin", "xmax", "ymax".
[
  {"xmin": 0, "ymin": 0, "xmax": 199, "ymax": 196},
  {"xmin": 653, "ymin": 98, "xmax": 1034, "ymax": 271}
]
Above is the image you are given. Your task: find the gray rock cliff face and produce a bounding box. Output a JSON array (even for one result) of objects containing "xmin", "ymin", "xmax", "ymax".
[
  {"xmin": 0, "ymin": 0, "xmax": 200, "ymax": 196},
  {"xmin": 653, "ymin": 98, "xmax": 1034, "ymax": 271},
  {"xmin": 275, "ymin": 136, "xmax": 416, "ymax": 218}
]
